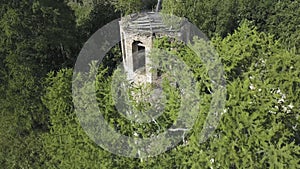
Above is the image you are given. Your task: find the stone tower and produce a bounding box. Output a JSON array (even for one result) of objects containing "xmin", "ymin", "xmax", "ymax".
[{"xmin": 119, "ymin": 12, "xmax": 189, "ymax": 84}]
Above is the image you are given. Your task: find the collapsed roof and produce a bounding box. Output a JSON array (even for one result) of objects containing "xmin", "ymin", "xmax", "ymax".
[{"xmin": 120, "ymin": 12, "xmax": 187, "ymax": 35}]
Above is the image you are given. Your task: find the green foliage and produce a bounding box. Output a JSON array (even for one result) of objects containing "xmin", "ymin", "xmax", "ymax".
[
  {"xmin": 66, "ymin": 0, "xmax": 117, "ymax": 26},
  {"xmin": 0, "ymin": 0, "xmax": 77, "ymax": 167},
  {"xmin": 265, "ymin": 0, "xmax": 300, "ymax": 53},
  {"xmin": 1, "ymin": 0, "xmax": 299, "ymax": 168},
  {"xmin": 42, "ymin": 68, "xmax": 114, "ymax": 168},
  {"xmin": 161, "ymin": 0, "xmax": 239, "ymax": 37},
  {"xmin": 111, "ymin": 0, "xmax": 143, "ymax": 15},
  {"xmin": 67, "ymin": 0, "xmax": 96, "ymax": 26},
  {"xmin": 42, "ymin": 65, "xmax": 154, "ymax": 168},
  {"xmin": 161, "ymin": 0, "xmax": 300, "ymax": 54},
  {"xmin": 198, "ymin": 22, "xmax": 300, "ymax": 168},
  {"xmin": 43, "ymin": 24, "xmax": 299, "ymax": 168}
]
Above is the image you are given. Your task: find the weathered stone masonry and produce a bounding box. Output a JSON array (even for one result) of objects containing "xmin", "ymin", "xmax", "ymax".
[{"xmin": 119, "ymin": 12, "xmax": 189, "ymax": 84}]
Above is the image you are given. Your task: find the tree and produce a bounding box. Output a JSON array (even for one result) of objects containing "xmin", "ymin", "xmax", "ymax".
[
  {"xmin": 0, "ymin": 0, "xmax": 78, "ymax": 167},
  {"xmin": 77, "ymin": 2, "xmax": 120, "ymax": 41},
  {"xmin": 265, "ymin": 0, "xmax": 300, "ymax": 53},
  {"xmin": 193, "ymin": 22, "xmax": 300, "ymax": 168},
  {"xmin": 42, "ymin": 66, "xmax": 147, "ymax": 168},
  {"xmin": 1, "ymin": 0, "xmax": 299, "ymax": 167},
  {"xmin": 161, "ymin": 0, "xmax": 240, "ymax": 37},
  {"xmin": 111, "ymin": 0, "xmax": 142, "ymax": 15},
  {"xmin": 41, "ymin": 21, "xmax": 299, "ymax": 168}
]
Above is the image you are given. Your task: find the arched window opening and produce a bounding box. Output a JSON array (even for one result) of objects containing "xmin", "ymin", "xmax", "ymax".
[{"xmin": 132, "ymin": 41, "xmax": 145, "ymax": 73}]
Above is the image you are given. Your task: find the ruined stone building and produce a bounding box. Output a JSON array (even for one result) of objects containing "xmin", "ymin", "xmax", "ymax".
[{"xmin": 119, "ymin": 12, "xmax": 189, "ymax": 84}]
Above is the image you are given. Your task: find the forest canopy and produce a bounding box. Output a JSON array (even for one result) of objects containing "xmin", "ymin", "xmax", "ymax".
[{"xmin": 0, "ymin": 0, "xmax": 299, "ymax": 168}]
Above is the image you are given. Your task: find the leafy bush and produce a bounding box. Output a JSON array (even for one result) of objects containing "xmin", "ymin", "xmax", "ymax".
[{"xmin": 41, "ymin": 22, "xmax": 299, "ymax": 168}]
